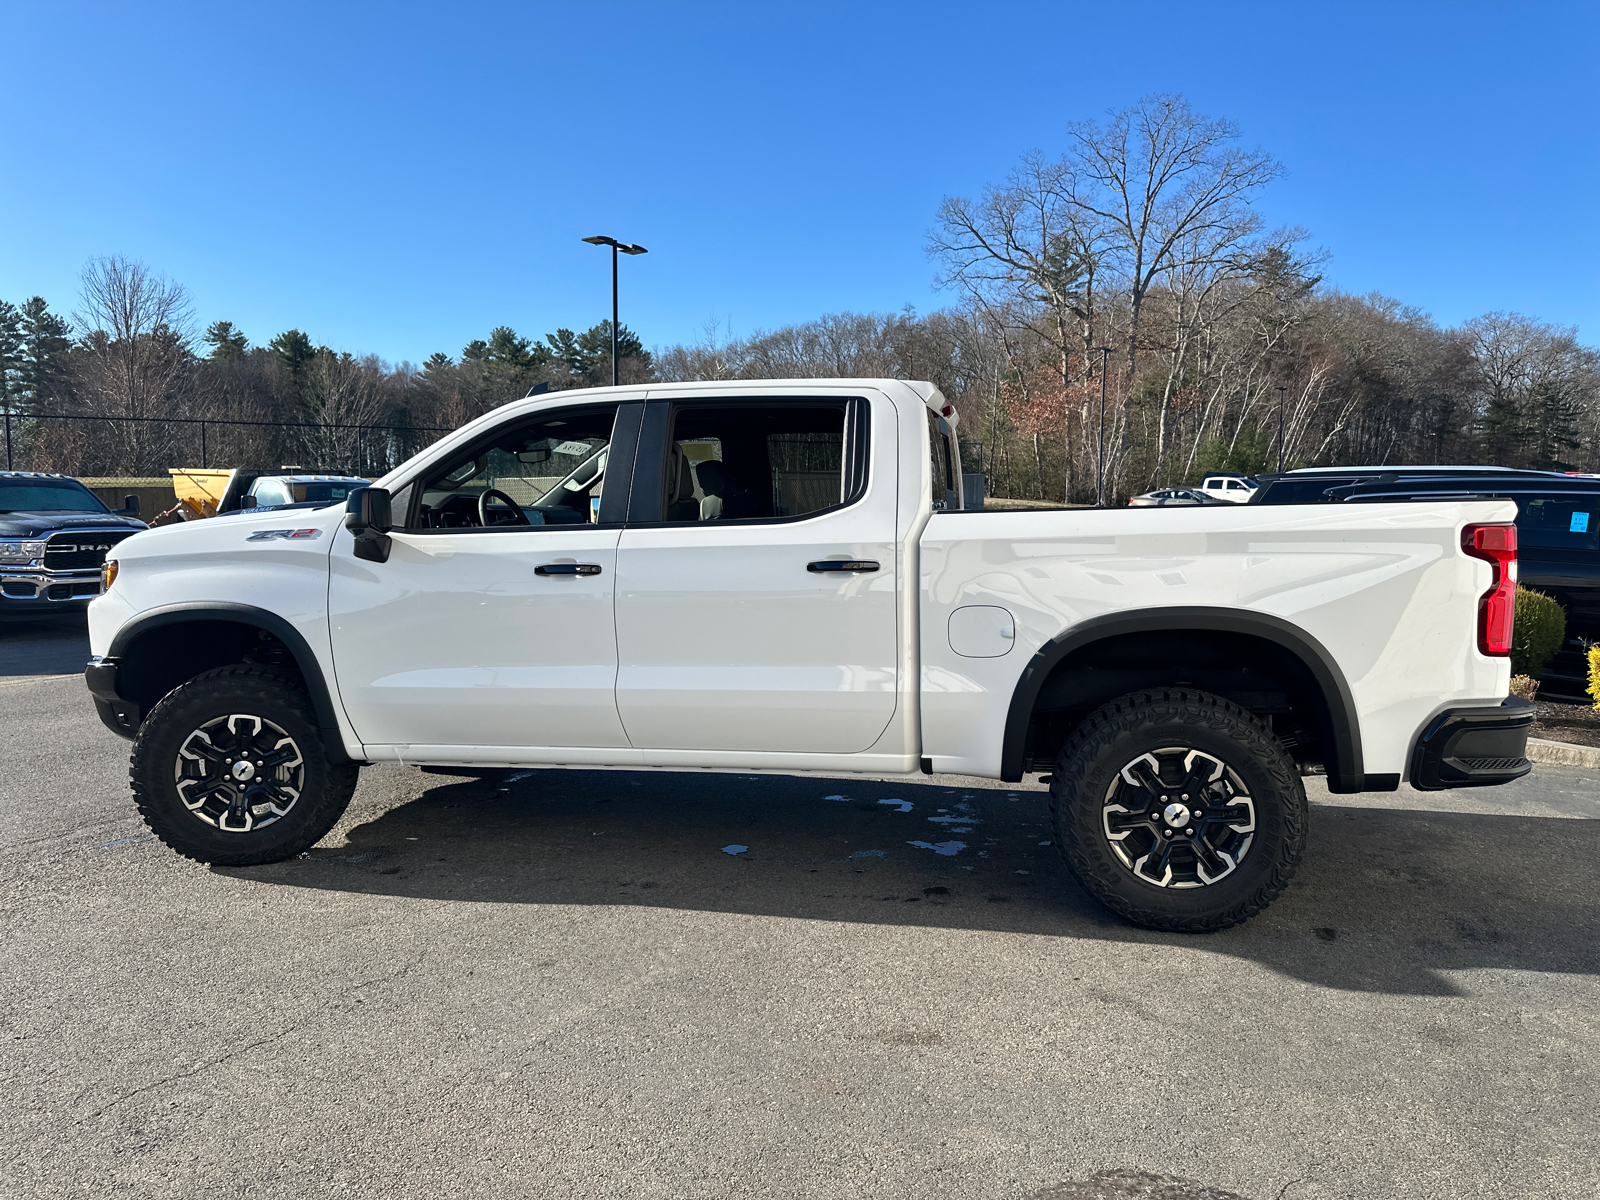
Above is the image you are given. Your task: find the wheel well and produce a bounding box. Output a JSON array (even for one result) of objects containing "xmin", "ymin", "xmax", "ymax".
[
  {"xmin": 1016, "ymin": 629, "xmax": 1340, "ymax": 779},
  {"xmin": 116, "ymin": 619, "xmax": 307, "ymax": 716}
]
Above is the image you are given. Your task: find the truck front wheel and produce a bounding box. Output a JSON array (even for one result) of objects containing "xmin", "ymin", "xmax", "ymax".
[
  {"xmin": 1049, "ymin": 689, "xmax": 1307, "ymax": 932},
  {"xmin": 130, "ymin": 665, "xmax": 360, "ymax": 866}
]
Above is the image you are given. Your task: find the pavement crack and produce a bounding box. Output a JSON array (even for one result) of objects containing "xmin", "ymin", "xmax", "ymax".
[
  {"xmin": 79, "ymin": 953, "xmax": 428, "ymax": 1119},
  {"xmin": 1271, "ymin": 1161, "xmax": 1325, "ymax": 1200}
]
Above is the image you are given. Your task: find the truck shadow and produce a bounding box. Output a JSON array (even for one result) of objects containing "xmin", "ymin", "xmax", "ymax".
[
  {"xmin": 0, "ymin": 616, "xmax": 89, "ymax": 678},
  {"xmin": 228, "ymin": 767, "xmax": 1600, "ymax": 997}
]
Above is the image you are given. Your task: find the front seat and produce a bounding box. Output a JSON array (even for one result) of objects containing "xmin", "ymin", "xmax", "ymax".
[
  {"xmin": 693, "ymin": 459, "xmax": 752, "ymax": 520},
  {"xmin": 664, "ymin": 444, "xmax": 699, "ymax": 521}
]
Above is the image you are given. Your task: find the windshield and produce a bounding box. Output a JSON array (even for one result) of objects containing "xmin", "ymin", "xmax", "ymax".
[{"xmin": 0, "ymin": 478, "xmax": 108, "ymax": 514}]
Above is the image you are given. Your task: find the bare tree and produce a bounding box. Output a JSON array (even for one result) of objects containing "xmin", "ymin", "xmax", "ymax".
[
  {"xmin": 1064, "ymin": 95, "xmax": 1282, "ymax": 392},
  {"xmin": 295, "ymin": 352, "xmax": 393, "ymax": 473},
  {"xmin": 71, "ymin": 256, "xmax": 196, "ymax": 471}
]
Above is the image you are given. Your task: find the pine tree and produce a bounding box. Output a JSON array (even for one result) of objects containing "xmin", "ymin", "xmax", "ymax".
[
  {"xmin": 0, "ymin": 301, "xmax": 21, "ymax": 412},
  {"xmin": 485, "ymin": 326, "xmax": 551, "ymax": 370},
  {"xmin": 1477, "ymin": 389, "xmax": 1524, "ymax": 466},
  {"xmin": 1526, "ymin": 381, "xmax": 1581, "ymax": 471},
  {"xmin": 204, "ymin": 320, "xmax": 249, "ymax": 360},
  {"xmin": 269, "ymin": 329, "xmax": 317, "ymax": 391},
  {"xmin": 16, "ymin": 297, "xmax": 72, "ymax": 410}
]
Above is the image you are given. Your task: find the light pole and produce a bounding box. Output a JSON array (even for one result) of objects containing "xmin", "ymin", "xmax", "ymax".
[
  {"xmin": 1275, "ymin": 385, "xmax": 1288, "ymax": 473},
  {"xmin": 581, "ymin": 235, "xmax": 648, "ymax": 386},
  {"xmin": 1095, "ymin": 346, "xmax": 1113, "ymax": 507}
]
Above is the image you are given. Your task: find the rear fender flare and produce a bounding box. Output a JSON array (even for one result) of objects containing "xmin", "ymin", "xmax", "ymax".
[{"xmin": 999, "ymin": 607, "xmax": 1363, "ymax": 789}]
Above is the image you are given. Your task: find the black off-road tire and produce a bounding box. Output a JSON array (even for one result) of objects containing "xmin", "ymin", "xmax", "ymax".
[
  {"xmin": 131, "ymin": 665, "xmax": 359, "ymax": 866},
  {"xmin": 1049, "ymin": 689, "xmax": 1307, "ymax": 932}
]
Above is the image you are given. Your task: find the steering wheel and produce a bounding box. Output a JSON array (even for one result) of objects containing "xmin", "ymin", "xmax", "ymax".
[{"xmin": 478, "ymin": 488, "xmax": 531, "ymax": 527}]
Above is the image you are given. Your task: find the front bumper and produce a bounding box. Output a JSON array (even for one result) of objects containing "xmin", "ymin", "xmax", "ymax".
[
  {"xmin": 0, "ymin": 568, "xmax": 103, "ymax": 612},
  {"xmin": 85, "ymin": 656, "xmax": 140, "ymax": 739},
  {"xmin": 1410, "ymin": 697, "xmax": 1535, "ymax": 790}
]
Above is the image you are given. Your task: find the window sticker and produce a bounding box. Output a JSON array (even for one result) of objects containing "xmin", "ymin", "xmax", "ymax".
[
  {"xmin": 1572, "ymin": 511, "xmax": 1591, "ymax": 534},
  {"xmin": 552, "ymin": 440, "xmax": 593, "ymax": 457}
]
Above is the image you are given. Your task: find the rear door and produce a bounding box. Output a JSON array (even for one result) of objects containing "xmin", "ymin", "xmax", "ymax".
[{"xmin": 612, "ymin": 394, "xmax": 900, "ymax": 754}]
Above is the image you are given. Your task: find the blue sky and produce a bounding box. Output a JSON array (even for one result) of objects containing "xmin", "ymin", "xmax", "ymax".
[{"xmin": 2, "ymin": 1, "xmax": 1596, "ymax": 364}]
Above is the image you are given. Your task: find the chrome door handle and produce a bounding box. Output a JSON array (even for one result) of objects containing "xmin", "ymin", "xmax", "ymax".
[
  {"xmin": 807, "ymin": 560, "xmax": 879, "ymax": 573},
  {"xmin": 535, "ymin": 563, "xmax": 602, "ymax": 576}
]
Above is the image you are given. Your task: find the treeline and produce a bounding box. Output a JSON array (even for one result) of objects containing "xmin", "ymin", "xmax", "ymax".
[
  {"xmin": 655, "ymin": 295, "xmax": 1600, "ymax": 502},
  {"xmin": 3, "ymin": 94, "xmax": 1597, "ymax": 496},
  {"xmin": 0, "ymin": 258, "xmax": 652, "ymax": 477},
  {"xmin": 658, "ymin": 94, "xmax": 1599, "ymax": 501}
]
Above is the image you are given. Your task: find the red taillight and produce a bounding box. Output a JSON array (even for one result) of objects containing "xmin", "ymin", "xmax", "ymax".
[{"xmin": 1462, "ymin": 523, "xmax": 1517, "ymax": 656}]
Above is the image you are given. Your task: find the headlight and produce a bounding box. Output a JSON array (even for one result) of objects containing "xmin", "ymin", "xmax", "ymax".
[
  {"xmin": 0, "ymin": 539, "xmax": 47, "ymax": 565},
  {"xmin": 103, "ymin": 559, "xmax": 119, "ymax": 591}
]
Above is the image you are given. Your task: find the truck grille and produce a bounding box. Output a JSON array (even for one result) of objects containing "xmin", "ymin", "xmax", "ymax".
[{"xmin": 44, "ymin": 530, "xmax": 136, "ymax": 571}]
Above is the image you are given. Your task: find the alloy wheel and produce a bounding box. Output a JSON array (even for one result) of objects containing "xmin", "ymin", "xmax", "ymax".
[
  {"xmin": 173, "ymin": 713, "xmax": 306, "ymax": 833},
  {"xmin": 1100, "ymin": 746, "xmax": 1256, "ymax": 889}
]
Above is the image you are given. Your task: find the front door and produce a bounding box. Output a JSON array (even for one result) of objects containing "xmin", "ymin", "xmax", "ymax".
[
  {"xmin": 613, "ymin": 395, "xmax": 900, "ymax": 754},
  {"xmin": 329, "ymin": 401, "xmax": 640, "ymax": 751}
]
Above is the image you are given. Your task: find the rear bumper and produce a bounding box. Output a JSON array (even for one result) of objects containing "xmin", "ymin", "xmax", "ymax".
[{"xmin": 1410, "ymin": 697, "xmax": 1535, "ymax": 791}]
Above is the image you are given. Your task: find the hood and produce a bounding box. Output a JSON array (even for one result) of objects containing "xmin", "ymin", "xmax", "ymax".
[
  {"xmin": 112, "ymin": 501, "xmax": 345, "ymax": 561},
  {"xmin": 0, "ymin": 511, "xmax": 148, "ymax": 537}
]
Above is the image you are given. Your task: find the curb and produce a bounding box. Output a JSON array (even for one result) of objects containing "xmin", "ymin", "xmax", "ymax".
[{"xmin": 1527, "ymin": 737, "xmax": 1600, "ymax": 769}]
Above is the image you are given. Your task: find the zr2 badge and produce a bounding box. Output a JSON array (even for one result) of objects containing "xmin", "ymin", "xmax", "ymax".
[{"xmin": 247, "ymin": 528, "xmax": 324, "ymax": 542}]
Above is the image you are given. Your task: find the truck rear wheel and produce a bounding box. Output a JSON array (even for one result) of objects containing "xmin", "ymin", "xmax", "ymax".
[
  {"xmin": 1049, "ymin": 689, "xmax": 1307, "ymax": 932},
  {"xmin": 130, "ymin": 665, "xmax": 359, "ymax": 866}
]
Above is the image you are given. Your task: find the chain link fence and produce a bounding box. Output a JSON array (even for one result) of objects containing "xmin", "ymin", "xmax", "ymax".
[{"xmin": 2, "ymin": 411, "xmax": 454, "ymax": 480}]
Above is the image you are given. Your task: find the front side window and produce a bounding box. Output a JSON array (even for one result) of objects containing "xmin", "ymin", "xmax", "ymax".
[
  {"xmin": 0, "ymin": 478, "xmax": 108, "ymax": 514},
  {"xmin": 656, "ymin": 403, "xmax": 852, "ymax": 523},
  {"xmin": 409, "ymin": 406, "xmax": 619, "ymax": 529}
]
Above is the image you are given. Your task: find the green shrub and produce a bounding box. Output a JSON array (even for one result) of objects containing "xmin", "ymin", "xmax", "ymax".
[{"xmin": 1511, "ymin": 587, "xmax": 1566, "ymax": 678}]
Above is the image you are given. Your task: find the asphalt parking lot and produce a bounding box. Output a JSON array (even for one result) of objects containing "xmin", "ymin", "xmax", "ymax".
[{"xmin": 2, "ymin": 617, "xmax": 1597, "ymax": 1200}]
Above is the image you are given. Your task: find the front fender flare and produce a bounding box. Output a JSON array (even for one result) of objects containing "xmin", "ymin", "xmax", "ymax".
[{"xmin": 95, "ymin": 601, "xmax": 358, "ymax": 765}]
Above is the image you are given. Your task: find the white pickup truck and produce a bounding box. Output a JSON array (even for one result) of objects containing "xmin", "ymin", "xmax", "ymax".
[{"xmin": 84, "ymin": 379, "xmax": 1534, "ymax": 931}]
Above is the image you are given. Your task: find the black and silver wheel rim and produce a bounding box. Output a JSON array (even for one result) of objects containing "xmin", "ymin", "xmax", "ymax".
[
  {"xmin": 174, "ymin": 714, "xmax": 305, "ymax": 833},
  {"xmin": 1100, "ymin": 747, "xmax": 1256, "ymax": 889}
]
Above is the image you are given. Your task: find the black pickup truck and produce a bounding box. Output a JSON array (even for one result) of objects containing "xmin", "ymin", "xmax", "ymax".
[
  {"xmin": 0, "ymin": 472, "xmax": 146, "ymax": 617},
  {"xmin": 1252, "ymin": 467, "xmax": 1599, "ymax": 698}
]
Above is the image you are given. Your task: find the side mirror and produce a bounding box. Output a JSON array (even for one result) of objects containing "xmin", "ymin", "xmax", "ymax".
[
  {"xmin": 344, "ymin": 487, "xmax": 392, "ymax": 562},
  {"xmin": 121, "ymin": 494, "xmax": 140, "ymax": 516},
  {"xmin": 239, "ymin": 495, "xmax": 257, "ymax": 509}
]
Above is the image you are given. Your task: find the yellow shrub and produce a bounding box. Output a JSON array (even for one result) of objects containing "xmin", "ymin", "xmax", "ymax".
[{"xmin": 1589, "ymin": 645, "xmax": 1600, "ymax": 712}]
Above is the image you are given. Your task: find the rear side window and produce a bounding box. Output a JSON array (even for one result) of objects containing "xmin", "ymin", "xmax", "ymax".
[
  {"xmin": 1258, "ymin": 478, "xmax": 1358, "ymax": 504},
  {"xmin": 656, "ymin": 402, "xmax": 856, "ymax": 523},
  {"xmin": 927, "ymin": 408, "xmax": 956, "ymax": 510},
  {"xmin": 1518, "ymin": 496, "xmax": 1600, "ymax": 551}
]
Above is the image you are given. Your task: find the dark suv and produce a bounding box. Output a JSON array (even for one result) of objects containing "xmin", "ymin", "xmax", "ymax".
[
  {"xmin": 1253, "ymin": 467, "xmax": 1599, "ymax": 698},
  {"xmin": 0, "ymin": 473, "xmax": 147, "ymax": 617}
]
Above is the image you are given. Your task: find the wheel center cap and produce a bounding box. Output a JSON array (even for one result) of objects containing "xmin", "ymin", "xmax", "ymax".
[
  {"xmin": 231, "ymin": 761, "xmax": 256, "ymax": 782},
  {"xmin": 1162, "ymin": 801, "xmax": 1191, "ymax": 827}
]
